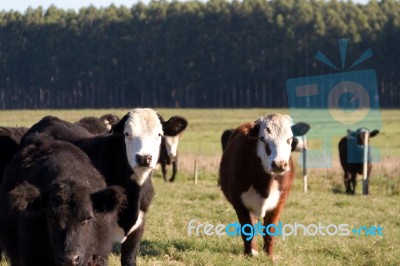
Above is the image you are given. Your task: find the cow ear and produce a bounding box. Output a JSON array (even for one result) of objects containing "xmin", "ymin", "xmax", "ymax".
[
  {"xmin": 291, "ymin": 122, "xmax": 310, "ymax": 136},
  {"xmin": 370, "ymin": 129, "xmax": 380, "ymax": 138},
  {"xmin": 248, "ymin": 122, "xmax": 260, "ymax": 138},
  {"xmin": 91, "ymin": 186, "xmax": 127, "ymax": 213},
  {"xmin": 9, "ymin": 182, "xmax": 47, "ymax": 214},
  {"xmin": 100, "ymin": 114, "xmax": 120, "ymax": 126},
  {"xmin": 162, "ymin": 116, "xmax": 188, "ymax": 136},
  {"xmin": 112, "ymin": 113, "xmax": 130, "ymax": 134}
]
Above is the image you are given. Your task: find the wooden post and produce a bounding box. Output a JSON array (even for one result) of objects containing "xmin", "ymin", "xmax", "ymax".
[
  {"xmin": 302, "ymin": 135, "xmax": 308, "ymax": 194},
  {"xmin": 362, "ymin": 133, "xmax": 369, "ymax": 195},
  {"xmin": 194, "ymin": 160, "xmax": 198, "ymax": 185}
]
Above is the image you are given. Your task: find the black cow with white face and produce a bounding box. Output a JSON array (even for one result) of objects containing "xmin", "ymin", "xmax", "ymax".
[
  {"xmin": 20, "ymin": 108, "xmax": 187, "ymax": 266},
  {"xmin": 158, "ymin": 116, "xmax": 188, "ymax": 182},
  {"xmin": 0, "ymin": 134, "xmax": 126, "ymax": 266}
]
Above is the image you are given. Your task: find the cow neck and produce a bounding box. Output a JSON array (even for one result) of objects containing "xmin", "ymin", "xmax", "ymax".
[
  {"xmin": 117, "ymin": 178, "xmax": 142, "ymax": 235},
  {"xmin": 252, "ymin": 169, "xmax": 277, "ymax": 198},
  {"xmin": 75, "ymin": 133, "xmax": 133, "ymax": 186},
  {"xmin": 76, "ymin": 133, "xmax": 145, "ymax": 236}
]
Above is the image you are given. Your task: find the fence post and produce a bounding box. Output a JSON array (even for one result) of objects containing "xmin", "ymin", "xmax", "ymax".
[
  {"xmin": 362, "ymin": 134, "xmax": 369, "ymax": 195},
  {"xmin": 194, "ymin": 160, "xmax": 198, "ymax": 185},
  {"xmin": 302, "ymin": 135, "xmax": 308, "ymax": 193}
]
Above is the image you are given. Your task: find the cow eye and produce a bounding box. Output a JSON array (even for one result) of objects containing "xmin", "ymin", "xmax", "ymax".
[
  {"xmin": 287, "ymin": 137, "xmax": 293, "ymax": 145},
  {"xmin": 82, "ymin": 216, "xmax": 93, "ymax": 226},
  {"xmin": 266, "ymin": 127, "xmax": 271, "ymax": 134}
]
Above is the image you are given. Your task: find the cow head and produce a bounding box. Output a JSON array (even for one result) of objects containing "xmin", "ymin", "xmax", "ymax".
[
  {"xmin": 100, "ymin": 114, "xmax": 120, "ymax": 130},
  {"xmin": 10, "ymin": 181, "xmax": 126, "ymax": 266},
  {"xmin": 113, "ymin": 108, "xmax": 185, "ymax": 185},
  {"xmin": 160, "ymin": 116, "xmax": 188, "ymax": 162},
  {"xmin": 113, "ymin": 108, "xmax": 163, "ymax": 185},
  {"xmin": 249, "ymin": 114, "xmax": 310, "ymax": 174},
  {"xmin": 349, "ymin": 128, "xmax": 380, "ymax": 146}
]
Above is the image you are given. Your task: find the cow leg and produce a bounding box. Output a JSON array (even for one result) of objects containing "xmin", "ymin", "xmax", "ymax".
[
  {"xmin": 350, "ymin": 173, "xmax": 357, "ymax": 194},
  {"xmin": 263, "ymin": 197, "xmax": 286, "ymax": 256},
  {"xmin": 233, "ymin": 203, "xmax": 258, "ymax": 255},
  {"xmin": 344, "ymin": 171, "xmax": 352, "ymax": 194},
  {"xmin": 161, "ymin": 162, "xmax": 168, "ymax": 182},
  {"xmin": 169, "ymin": 159, "xmax": 177, "ymax": 182},
  {"xmin": 120, "ymin": 222, "xmax": 145, "ymax": 266}
]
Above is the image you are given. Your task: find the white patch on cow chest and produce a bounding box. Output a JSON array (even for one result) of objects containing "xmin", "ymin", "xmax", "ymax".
[
  {"xmin": 113, "ymin": 210, "xmax": 145, "ymax": 243},
  {"xmin": 131, "ymin": 170, "xmax": 151, "ymax": 186},
  {"xmin": 240, "ymin": 180, "xmax": 280, "ymax": 218}
]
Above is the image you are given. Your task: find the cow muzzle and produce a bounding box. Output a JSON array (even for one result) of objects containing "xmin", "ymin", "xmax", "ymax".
[
  {"xmin": 271, "ymin": 160, "xmax": 289, "ymax": 174},
  {"xmin": 58, "ymin": 252, "xmax": 81, "ymax": 266},
  {"xmin": 136, "ymin": 154, "xmax": 153, "ymax": 167}
]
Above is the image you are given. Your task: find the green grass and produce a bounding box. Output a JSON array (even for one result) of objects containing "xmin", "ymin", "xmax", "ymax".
[{"xmin": 0, "ymin": 109, "xmax": 399, "ymax": 265}]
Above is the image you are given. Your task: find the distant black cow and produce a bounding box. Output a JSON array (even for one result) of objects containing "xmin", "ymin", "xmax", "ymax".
[
  {"xmin": 0, "ymin": 134, "xmax": 126, "ymax": 266},
  {"xmin": 338, "ymin": 128, "xmax": 380, "ymax": 194},
  {"xmin": 0, "ymin": 126, "xmax": 28, "ymax": 184},
  {"xmin": 75, "ymin": 114, "xmax": 120, "ymax": 135},
  {"xmin": 21, "ymin": 108, "xmax": 187, "ymax": 266},
  {"xmin": 158, "ymin": 116, "xmax": 188, "ymax": 182}
]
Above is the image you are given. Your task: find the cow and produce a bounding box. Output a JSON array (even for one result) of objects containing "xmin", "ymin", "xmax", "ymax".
[
  {"xmin": 0, "ymin": 133, "xmax": 126, "ymax": 266},
  {"xmin": 219, "ymin": 114, "xmax": 309, "ymax": 257},
  {"xmin": 338, "ymin": 128, "xmax": 380, "ymax": 194},
  {"xmin": 75, "ymin": 114, "xmax": 120, "ymax": 135},
  {"xmin": 20, "ymin": 108, "xmax": 187, "ymax": 266},
  {"xmin": 158, "ymin": 116, "xmax": 188, "ymax": 182}
]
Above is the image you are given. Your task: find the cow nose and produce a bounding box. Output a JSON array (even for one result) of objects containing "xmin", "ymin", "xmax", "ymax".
[
  {"xmin": 136, "ymin": 154, "xmax": 152, "ymax": 167},
  {"xmin": 58, "ymin": 253, "xmax": 80, "ymax": 266},
  {"xmin": 271, "ymin": 160, "xmax": 288, "ymax": 173}
]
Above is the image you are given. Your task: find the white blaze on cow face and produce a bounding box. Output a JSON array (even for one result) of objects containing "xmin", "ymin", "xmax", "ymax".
[
  {"xmin": 123, "ymin": 108, "xmax": 163, "ymax": 185},
  {"xmin": 164, "ymin": 135, "xmax": 180, "ymax": 161},
  {"xmin": 256, "ymin": 114, "xmax": 293, "ymax": 174}
]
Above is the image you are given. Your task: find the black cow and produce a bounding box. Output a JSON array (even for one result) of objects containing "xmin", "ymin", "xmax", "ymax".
[
  {"xmin": 0, "ymin": 134, "xmax": 126, "ymax": 266},
  {"xmin": 158, "ymin": 116, "xmax": 188, "ymax": 182},
  {"xmin": 338, "ymin": 128, "xmax": 380, "ymax": 194},
  {"xmin": 75, "ymin": 114, "xmax": 120, "ymax": 135},
  {"xmin": 21, "ymin": 108, "xmax": 187, "ymax": 266}
]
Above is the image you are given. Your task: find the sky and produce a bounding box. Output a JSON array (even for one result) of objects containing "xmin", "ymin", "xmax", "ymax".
[
  {"xmin": 1, "ymin": 0, "xmax": 146, "ymax": 12},
  {"xmin": 1, "ymin": 0, "xmax": 370, "ymax": 13}
]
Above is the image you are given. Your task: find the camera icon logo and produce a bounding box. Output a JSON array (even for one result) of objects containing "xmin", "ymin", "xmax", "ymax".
[{"xmin": 286, "ymin": 39, "xmax": 381, "ymax": 167}]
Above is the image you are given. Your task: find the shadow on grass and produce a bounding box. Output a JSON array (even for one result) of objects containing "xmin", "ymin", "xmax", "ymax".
[
  {"xmin": 331, "ymin": 183, "xmax": 344, "ymax": 194},
  {"xmin": 112, "ymin": 239, "xmax": 197, "ymax": 257}
]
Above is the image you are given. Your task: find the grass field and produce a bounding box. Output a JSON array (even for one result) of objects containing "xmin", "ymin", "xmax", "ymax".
[{"xmin": 1, "ymin": 109, "xmax": 399, "ymax": 265}]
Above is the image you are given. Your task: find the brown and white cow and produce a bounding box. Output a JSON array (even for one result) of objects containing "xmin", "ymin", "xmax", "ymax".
[{"xmin": 219, "ymin": 114, "xmax": 309, "ymax": 256}]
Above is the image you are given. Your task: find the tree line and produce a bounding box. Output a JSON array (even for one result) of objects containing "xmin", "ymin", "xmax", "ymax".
[{"xmin": 0, "ymin": 0, "xmax": 399, "ymax": 109}]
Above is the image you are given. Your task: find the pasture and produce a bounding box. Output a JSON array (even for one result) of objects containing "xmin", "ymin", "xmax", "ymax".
[{"xmin": 1, "ymin": 109, "xmax": 399, "ymax": 265}]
